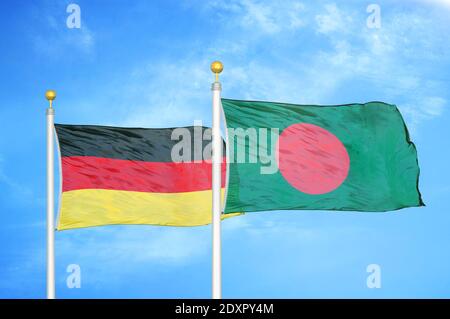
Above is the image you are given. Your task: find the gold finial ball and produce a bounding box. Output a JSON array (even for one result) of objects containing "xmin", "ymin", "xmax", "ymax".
[
  {"xmin": 45, "ymin": 90, "xmax": 56, "ymax": 101},
  {"xmin": 210, "ymin": 61, "xmax": 223, "ymax": 74}
]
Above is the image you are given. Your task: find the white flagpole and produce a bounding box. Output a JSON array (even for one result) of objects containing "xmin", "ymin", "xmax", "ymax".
[
  {"xmin": 211, "ymin": 61, "xmax": 223, "ymax": 299},
  {"xmin": 45, "ymin": 90, "xmax": 56, "ymax": 299}
]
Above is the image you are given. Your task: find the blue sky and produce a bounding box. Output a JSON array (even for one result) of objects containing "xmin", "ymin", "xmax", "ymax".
[{"xmin": 0, "ymin": 0, "xmax": 450, "ymax": 298}]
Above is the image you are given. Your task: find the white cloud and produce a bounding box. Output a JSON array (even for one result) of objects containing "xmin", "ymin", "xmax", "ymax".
[
  {"xmin": 177, "ymin": 2, "xmax": 449, "ymax": 136},
  {"xmin": 240, "ymin": 0, "xmax": 305, "ymax": 33},
  {"xmin": 71, "ymin": 2, "xmax": 448, "ymax": 136},
  {"xmin": 33, "ymin": 24, "xmax": 94, "ymax": 56},
  {"xmin": 56, "ymin": 215, "xmax": 246, "ymax": 267},
  {"xmin": 315, "ymin": 3, "xmax": 351, "ymax": 34},
  {"xmin": 402, "ymin": 96, "xmax": 447, "ymax": 130},
  {"xmin": 418, "ymin": 0, "xmax": 450, "ymax": 8},
  {"xmin": 0, "ymin": 156, "xmax": 44, "ymax": 207},
  {"xmin": 118, "ymin": 58, "xmax": 214, "ymax": 128},
  {"xmin": 107, "ymin": 1, "xmax": 445, "ymax": 135},
  {"xmin": 206, "ymin": 0, "xmax": 306, "ymax": 34},
  {"xmin": 231, "ymin": 3, "xmax": 449, "ymax": 131},
  {"xmin": 422, "ymin": 97, "xmax": 446, "ymax": 117},
  {"xmin": 57, "ymin": 226, "xmax": 210, "ymax": 265},
  {"xmin": 30, "ymin": 5, "xmax": 95, "ymax": 57}
]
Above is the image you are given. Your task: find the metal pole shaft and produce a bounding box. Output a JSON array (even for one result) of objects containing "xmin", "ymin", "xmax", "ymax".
[
  {"xmin": 46, "ymin": 107, "xmax": 55, "ymax": 299},
  {"xmin": 211, "ymin": 81, "xmax": 222, "ymax": 299}
]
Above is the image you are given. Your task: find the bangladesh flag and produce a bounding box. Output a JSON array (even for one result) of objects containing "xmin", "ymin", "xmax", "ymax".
[{"xmin": 222, "ymin": 99, "xmax": 424, "ymax": 213}]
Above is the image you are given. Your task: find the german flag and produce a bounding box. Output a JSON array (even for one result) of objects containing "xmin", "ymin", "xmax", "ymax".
[{"xmin": 55, "ymin": 124, "xmax": 237, "ymax": 230}]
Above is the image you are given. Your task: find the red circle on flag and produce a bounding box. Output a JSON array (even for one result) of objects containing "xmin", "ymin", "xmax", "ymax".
[{"xmin": 276, "ymin": 123, "xmax": 350, "ymax": 195}]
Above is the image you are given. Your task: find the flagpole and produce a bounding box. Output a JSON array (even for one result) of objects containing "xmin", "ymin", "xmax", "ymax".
[
  {"xmin": 211, "ymin": 61, "xmax": 223, "ymax": 299},
  {"xmin": 45, "ymin": 90, "xmax": 56, "ymax": 299}
]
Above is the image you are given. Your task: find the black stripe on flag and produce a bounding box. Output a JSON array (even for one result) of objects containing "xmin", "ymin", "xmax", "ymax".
[{"xmin": 55, "ymin": 124, "xmax": 225, "ymax": 162}]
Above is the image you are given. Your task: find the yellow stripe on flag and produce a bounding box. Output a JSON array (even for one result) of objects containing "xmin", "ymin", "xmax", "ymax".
[{"xmin": 57, "ymin": 188, "xmax": 241, "ymax": 230}]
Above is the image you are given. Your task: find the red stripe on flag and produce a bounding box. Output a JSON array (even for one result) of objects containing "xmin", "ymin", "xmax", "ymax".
[{"xmin": 61, "ymin": 156, "xmax": 226, "ymax": 193}]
